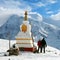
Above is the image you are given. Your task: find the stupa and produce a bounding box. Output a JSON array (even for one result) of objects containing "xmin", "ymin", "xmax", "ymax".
[{"xmin": 15, "ymin": 11, "xmax": 34, "ymax": 52}]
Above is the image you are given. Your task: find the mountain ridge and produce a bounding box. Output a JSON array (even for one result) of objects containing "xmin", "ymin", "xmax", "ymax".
[{"xmin": 0, "ymin": 13, "xmax": 60, "ymax": 50}]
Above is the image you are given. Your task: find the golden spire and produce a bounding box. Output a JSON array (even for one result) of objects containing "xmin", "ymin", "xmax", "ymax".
[{"xmin": 24, "ymin": 11, "xmax": 28, "ymax": 21}]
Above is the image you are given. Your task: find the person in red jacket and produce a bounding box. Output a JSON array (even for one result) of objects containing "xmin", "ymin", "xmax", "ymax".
[{"xmin": 37, "ymin": 40, "xmax": 42, "ymax": 53}]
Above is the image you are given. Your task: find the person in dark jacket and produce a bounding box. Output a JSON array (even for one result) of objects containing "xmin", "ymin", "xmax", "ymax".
[
  {"xmin": 41, "ymin": 38, "xmax": 47, "ymax": 53},
  {"xmin": 37, "ymin": 40, "xmax": 42, "ymax": 53}
]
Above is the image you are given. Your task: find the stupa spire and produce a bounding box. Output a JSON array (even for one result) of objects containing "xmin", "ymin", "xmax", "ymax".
[{"xmin": 24, "ymin": 11, "xmax": 28, "ymax": 21}]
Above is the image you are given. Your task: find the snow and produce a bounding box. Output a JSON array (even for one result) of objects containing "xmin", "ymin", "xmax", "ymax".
[
  {"xmin": 0, "ymin": 14, "xmax": 11, "ymax": 27},
  {"xmin": 0, "ymin": 39, "xmax": 60, "ymax": 60}
]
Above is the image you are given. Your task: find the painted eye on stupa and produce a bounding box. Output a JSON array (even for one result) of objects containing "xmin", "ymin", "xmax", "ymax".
[{"xmin": 21, "ymin": 24, "xmax": 27, "ymax": 33}]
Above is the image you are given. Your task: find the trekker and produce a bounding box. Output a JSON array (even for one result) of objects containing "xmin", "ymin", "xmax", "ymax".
[
  {"xmin": 41, "ymin": 38, "xmax": 47, "ymax": 53},
  {"xmin": 37, "ymin": 40, "xmax": 42, "ymax": 53}
]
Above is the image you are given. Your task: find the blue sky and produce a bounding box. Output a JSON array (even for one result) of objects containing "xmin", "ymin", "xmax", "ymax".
[{"xmin": 0, "ymin": 0, "xmax": 60, "ymax": 20}]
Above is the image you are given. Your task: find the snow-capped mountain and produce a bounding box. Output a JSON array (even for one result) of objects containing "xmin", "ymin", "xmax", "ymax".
[
  {"xmin": 43, "ymin": 17, "xmax": 60, "ymax": 28},
  {"xmin": 0, "ymin": 12, "xmax": 60, "ymax": 50},
  {"xmin": 0, "ymin": 13, "xmax": 42, "ymax": 40}
]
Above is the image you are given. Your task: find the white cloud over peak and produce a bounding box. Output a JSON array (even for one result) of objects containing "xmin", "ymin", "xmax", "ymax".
[
  {"xmin": 50, "ymin": 12, "xmax": 60, "ymax": 20},
  {"xmin": 0, "ymin": 7, "xmax": 43, "ymax": 27},
  {"xmin": 29, "ymin": 12, "xmax": 43, "ymax": 22},
  {"xmin": 0, "ymin": 7, "xmax": 25, "ymax": 16},
  {"xmin": 0, "ymin": 6, "xmax": 31, "ymax": 26}
]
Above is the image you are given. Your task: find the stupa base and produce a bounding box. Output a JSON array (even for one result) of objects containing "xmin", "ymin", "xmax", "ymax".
[{"xmin": 19, "ymin": 47, "xmax": 36, "ymax": 52}]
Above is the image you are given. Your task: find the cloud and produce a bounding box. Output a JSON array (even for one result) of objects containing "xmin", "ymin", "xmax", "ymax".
[
  {"xmin": 29, "ymin": 12, "xmax": 43, "ymax": 22},
  {"xmin": 0, "ymin": 6, "xmax": 43, "ymax": 27},
  {"xmin": 0, "ymin": 7, "xmax": 25, "ymax": 17},
  {"xmin": 0, "ymin": 0, "xmax": 20, "ymax": 8},
  {"xmin": 58, "ymin": 9, "xmax": 60, "ymax": 12},
  {"xmin": 0, "ymin": 7, "xmax": 7, "ymax": 11},
  {"xmin": 35, "ymin": 2, "xmax": 45, "ymax": 7},
  {"xmin": 30, "ymin": 0, "xmax": 57, "ymax": 9},
  {"xmin": 0, "ymin": 0, "xmax": 59, "ymax": 19},
  {"xmin": 0, "ymin": 6, "xmax": 31, "ymax": 26},
  {"xmin": 50, "ymin": 12, "xmax": 60, "ymax": 20},
  {"xmin": 46, "ymin": 11, "xmax": 53, "ymax": 14},
  {"xmin": 48, "ymin": 0, "xmax": 57, "ymax": 4},
  {"xmin": 0, "ymin": 0, "xmax": 32, "ymax": 11},
  {"xmin": 0, "ymin": 6, "xmax": 43, "ymax": 21},
  {"xmin": 0, "ymin": 0, "xmax": 58, "ymax": 13}
]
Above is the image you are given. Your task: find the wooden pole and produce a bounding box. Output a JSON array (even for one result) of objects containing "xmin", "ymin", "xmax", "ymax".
[
  {"xmin": 7, "ymin": 32, "xmax": 10, "ymax": 56},
  {"xmin": 8, "ymin": 32, "xmax": 10, "ymax": 49}
]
